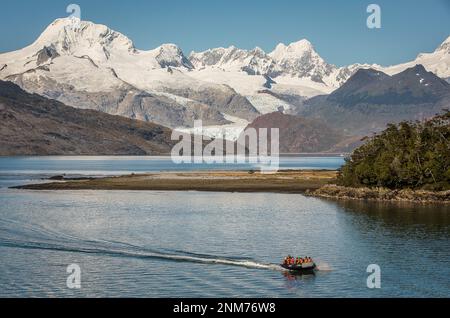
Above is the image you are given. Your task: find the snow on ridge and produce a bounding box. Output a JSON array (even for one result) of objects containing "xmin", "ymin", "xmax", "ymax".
[
  {"xmin": 2, "ymin": 17, "xmax": 449, "ymax": 90},
  {"xmin": 0, "ymin": 17, "xmax": 449, "ymax": 134}
]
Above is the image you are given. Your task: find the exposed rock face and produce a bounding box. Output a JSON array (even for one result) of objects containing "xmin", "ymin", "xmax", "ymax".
[
  {"xmin": 36, "ymin": 45, "xmax": 60, "ymax": 65},
  {"xmin": 162, "ymin": 85, "xmax": 260, "ymax": 122},
  {"xmin": 0, "ymin": 80, "xmax": 176, "ymax": 155},
  {"xmin": 5, "ymin": 71, "xmax": 229, "ymax": 128}
]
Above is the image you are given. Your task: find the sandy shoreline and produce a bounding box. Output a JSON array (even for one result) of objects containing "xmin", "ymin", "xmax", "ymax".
[{"xmin": 12, "ymin": 170, "xmax": 338, "ymax": 193}]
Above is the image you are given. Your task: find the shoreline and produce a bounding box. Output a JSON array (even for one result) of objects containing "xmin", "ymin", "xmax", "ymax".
[
  {"xmin": 12, "ymin": 170, "xmax": 337, "ymax": 194},
  {"xmin": 11, "ymin": 171, "xmax": 449, "ymax": 204},
  {"xmin": 310, "ymin": 185, "xmax": 450, "ymax": 204}
]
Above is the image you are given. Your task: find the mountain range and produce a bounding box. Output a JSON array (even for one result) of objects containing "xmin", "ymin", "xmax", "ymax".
[
  {"xmin": 298, "ymin": 65, "xmax": 450, "ymax": 135},
  {"xmin": 0, "ymin": 17, "xmax": 449, "ymax": 154}
]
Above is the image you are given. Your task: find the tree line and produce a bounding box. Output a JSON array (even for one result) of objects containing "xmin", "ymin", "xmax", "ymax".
[{"xmin": 338, "ymin": 111, "xmax": 450, "ymax": 191}]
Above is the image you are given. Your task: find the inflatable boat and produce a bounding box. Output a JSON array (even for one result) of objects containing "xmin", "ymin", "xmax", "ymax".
[{"xmin": 280, "ymin": 262, "xmax": 316, "ymax": 274}]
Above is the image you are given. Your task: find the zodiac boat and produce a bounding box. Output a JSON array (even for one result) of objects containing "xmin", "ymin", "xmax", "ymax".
[{"xmin": 280, "ymin": 262, "xmax": 317, "ymax": 273}]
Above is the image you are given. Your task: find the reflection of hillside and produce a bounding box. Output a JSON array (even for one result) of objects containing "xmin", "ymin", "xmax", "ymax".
[{"xmin": 330, "ymin": 198, "xmax": 450, "ymax": 236}]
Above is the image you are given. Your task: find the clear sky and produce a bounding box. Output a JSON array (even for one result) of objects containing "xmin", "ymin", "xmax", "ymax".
[{"xmin": 1, "ymin": 0, "xmax": 449, "ymax": 66}]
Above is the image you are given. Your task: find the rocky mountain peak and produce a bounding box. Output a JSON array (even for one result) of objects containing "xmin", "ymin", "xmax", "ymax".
[
  {"xmin": 35, "ymin": 18, "xmax": 136, "ymax": 55},
  {"xmin": 153, "ymin": 43, "xmax": 194, "ymax": 69}
]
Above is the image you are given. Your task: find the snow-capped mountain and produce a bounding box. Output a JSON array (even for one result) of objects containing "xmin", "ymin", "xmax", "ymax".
[
  {"xmin": 188, "ymin": 40, "xmax": 341, "ymax": 117},
  {"xmin": 189, "ymin": 36, "xmax": 450, "ymax": 93},
  {"xmin": 0, "ymin": 18, "xmax": 259, "ymax": 130},
  {"xmin": 0, "ymin": 17, "xmax": 449, "ymax": 140},
  {"xmin": 190, "ymin": 46, "xmax": 275, "ymax": 75},
  {"xmin": 0, "ymin": 18, "xmax": 192, "ymax": 75},
  {"xmin": 190, "ymin": 39, "xmax": 338, "ymax": 87},
  {"xmin": 268, "ymin": 40, "xmax": 335, "ymax": 83}
]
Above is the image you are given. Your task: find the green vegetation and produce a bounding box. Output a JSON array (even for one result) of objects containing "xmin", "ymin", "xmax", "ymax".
[{"xmin": 338, "ymin": 111, "xmax": 450, "ymax": 191}]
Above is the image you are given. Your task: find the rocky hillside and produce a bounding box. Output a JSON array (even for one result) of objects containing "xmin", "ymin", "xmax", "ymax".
[
  {"xmin": 244, "ymin": 112, "xmax": 352, "ymax": 153},
  {"xmin": 0, "ymin": 80, "xmax": 175, "ymax": 155}
]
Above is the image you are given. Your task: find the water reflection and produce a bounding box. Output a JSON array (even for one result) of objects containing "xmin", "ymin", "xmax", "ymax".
[{"xmin": 327, "ymin": 198, "xmax": 450, "ymax": 236}]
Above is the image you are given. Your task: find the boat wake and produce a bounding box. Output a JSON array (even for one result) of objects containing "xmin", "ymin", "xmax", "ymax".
[{"xmin": 0, "ymin": 218, "xmax": 284, "ymax": 272}]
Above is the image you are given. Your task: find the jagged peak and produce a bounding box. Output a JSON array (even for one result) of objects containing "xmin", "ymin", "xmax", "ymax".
[
  {"xmin": 250, "ymin": 46, "xmax": 267, "ymax": 56},
  {"xmin": 269, "ymin": 39, "xmax": 315, "ymax": 61},
  {"xmin": 33, "ymin": 17, "xmax": 135, "ymax": 54},
  {"xmin": 287, "ymin": 39, "xmax": 314, "ymax": 50},
  {"xmin": 154, "ymin": 43, "xmax": 184, "ymax": 54},
  {"xmin": 152, "ymin": 43, "xmax": 193, "ymax": 69}
]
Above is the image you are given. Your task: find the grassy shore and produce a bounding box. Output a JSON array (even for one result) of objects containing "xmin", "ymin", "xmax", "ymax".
[
  {"xmin": 13, "ymin": 171, "xmax": 449, "ymax": 203},
  {"xmin": 13, "ymin": 170, "xmax": 338, "ymax": 193}
]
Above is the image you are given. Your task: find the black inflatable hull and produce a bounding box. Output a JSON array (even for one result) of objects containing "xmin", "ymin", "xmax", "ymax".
[{"xmin": 280, "ymin": 263, "xmax": 316, "ymax": 274}]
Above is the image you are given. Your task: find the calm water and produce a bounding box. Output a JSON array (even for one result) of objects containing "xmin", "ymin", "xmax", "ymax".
[{"xmin": 0, "ymin": 157, "xmax": 449, "ymax": 298}]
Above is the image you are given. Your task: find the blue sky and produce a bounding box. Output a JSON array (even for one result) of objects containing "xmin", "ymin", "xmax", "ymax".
[{"xmin": 1, "ymin": 0, "xmax": 449, "ymax": 66}]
